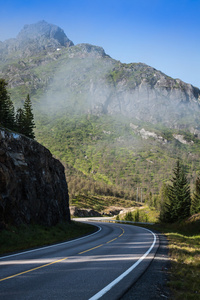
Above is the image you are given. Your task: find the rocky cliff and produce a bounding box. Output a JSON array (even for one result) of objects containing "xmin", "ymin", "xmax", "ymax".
[{"xmin": 0, "ymin": 128, "xmax": 70, "ymax": 227}]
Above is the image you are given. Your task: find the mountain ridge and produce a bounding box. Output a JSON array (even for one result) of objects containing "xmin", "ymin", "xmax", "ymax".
[
  {"xmin": 0, "ymin": 20, "xmax": 199, "ymax": 134},
  {"xmin": 1, "ymin": 21, "xmax": 200, "ymax": 199},
  {"xmin": 0, "ymin": 21, "xmax": 199, "ymax": 100}
]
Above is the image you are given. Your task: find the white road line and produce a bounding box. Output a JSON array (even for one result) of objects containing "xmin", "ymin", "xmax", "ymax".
[
  {"xmin": 0, "ymin": 225, "xmax": 102, "ymax": 260},
  {"xmin": 89, "ymin": 227, "xmax": 156, "ymax": 300}
]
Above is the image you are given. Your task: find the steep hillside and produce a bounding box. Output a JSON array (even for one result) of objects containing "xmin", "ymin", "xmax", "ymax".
[
  {"xmin": 1, "ymin": 21, "xmax": 200, "ymax": 201},
  {"xmin": 35, "ymin": 113, "xmax": 200, "ymax": 200}
]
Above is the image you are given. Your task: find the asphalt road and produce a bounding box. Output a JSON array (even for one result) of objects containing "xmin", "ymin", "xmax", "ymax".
[{"xmin": 0, "ymin": 222, "xmax": 158, "ymax": 300}]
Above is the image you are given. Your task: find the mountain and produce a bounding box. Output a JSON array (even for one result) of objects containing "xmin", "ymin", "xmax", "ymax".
[
  {"xmin": 0, "ymin": 20, "xmax": 73, "ymax": 58},
  {"xmin": 1, "ymin": 22, "xmax": 199, "ymax": 129},
  {"xmin": 1, "ymin": 21, "xmax": 200, "ymax": 201}
]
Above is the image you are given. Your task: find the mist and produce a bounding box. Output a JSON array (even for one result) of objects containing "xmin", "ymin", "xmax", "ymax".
[
  {"xmin": 36, "ymin": 46, "xmax": 200, "ymax": 136},
  {"xmin": 32, "ymin": 45, "xmax": 200, "ymax": 197}
]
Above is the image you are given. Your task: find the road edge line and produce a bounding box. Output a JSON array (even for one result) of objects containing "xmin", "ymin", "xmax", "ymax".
[{"xmin": 89, "ymin": 226, "xmax": 156, "ymax": 300}]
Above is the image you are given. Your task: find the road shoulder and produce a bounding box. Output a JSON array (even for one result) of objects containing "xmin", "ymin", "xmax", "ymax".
[{"xmin": 120, "ymin": 232, "xmax": 171, "ymax": 300}]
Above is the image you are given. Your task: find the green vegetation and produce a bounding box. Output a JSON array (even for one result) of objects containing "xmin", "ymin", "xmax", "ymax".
[
  {"xmin": 118, "ymin": 206, "xmax": 159, "ymax": 223},
  {"xmin": 161, "ymin": 160, "xmax": 191, "ymax": 223},
  {"xmin": 0, "ymin": 79, "xmax": 35, "ymax": 138},
  {"xmin": 35, "ymin": 112, "xmax": 200, "ymax": 206},
  {"xmin": 16, "ymin": 94, "xmax": 35, "ymax": 138},
  {"xmin": 106, "ymin": 63, "xmax": 183, "ymax": 90},
  {"xmin": 0, "ymin": 221, "xmax": 96, "ymax": 255},
  {"xmin": 70, "ymin": 194, "xmax": 135, "ymax": 212},
  {"xmin": 0, "ymin": 79, "xmax": 15, "ymax": 130},
  {"xmin": 191, "ymin": 177, "xmax": 200, "ymax": 215},
  {"xmin": 151, "ymin": 218, "xmax": 200, "ymax": 300}
]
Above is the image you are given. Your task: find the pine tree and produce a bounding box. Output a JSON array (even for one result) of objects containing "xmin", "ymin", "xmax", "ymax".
[
  {"xmin": 0, "ymin": 79, "xmax": 8, "ymax": 124},
  {"xmin": 162, "ymin": 160, "xmax": 191, "ymax": 222},
  {"xmin": 22, "ymin": 94, "xmax": 35, "ymax": 139},
  {"xmin": 191, "ymin": 177, "xmax": 200, "ymax": 215},
  {"xmin": 16, "ymin": 108, "xmax": 25, "ymax": 134},
  {"xmin": 0, "ymin": 80, "xmax": 35, "ymax": 137},
  {"xmin": 0, "ymin": 79, "xmax": 15, "ymax": 130},
  {"xmin": 5, "ymin": 98, "xmax": 15, "ymax": 130},
  {"xmin": 159, "ymin": 183, "xmax": 170, "ymax": 222}
]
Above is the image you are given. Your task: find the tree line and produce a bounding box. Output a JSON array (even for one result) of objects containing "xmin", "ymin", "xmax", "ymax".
[
  {"xmin": 0, "ymin": 79, "xmax": 35, "ymax": 139},
  {"xmin": 149, "ymin": 160, "xmax": 200, "ymax": 223},
  {"xmin": 65, "ymin": 157, "xmax": 200, "ymax": 224}
]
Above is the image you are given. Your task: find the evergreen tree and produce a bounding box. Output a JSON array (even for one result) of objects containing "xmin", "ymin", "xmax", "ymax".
[
  {"xmin": 159, "ymin": 183, "xmax": 170, "ymax": 222},
  {"xmin": 162, "ymin": 160, "xmax": 191, "ymax": 222},
  {"xmin": 5, "ymin": 99, "xmax": 15, "ymax": 130},
  {"xmin": 0, "ymin": 80, "xmax": 35, "ymax": 137},
  {"xmin": 0, "ymin": 79, "xmax": 15, "ymax": 130},
  {"xmin": 22, "ymin": 94, "xmax": 35, "ymax": 139},
  {"xmin": 16, "ymin": 108, "xmax": 25, "ymax": 134},
  {"xmin": 191, "ymin": 177, "xmax": 200, "ymax": 215},
  {"xmin": 0, "ymin": 78, "xmax": 9, "ymax": 123}
]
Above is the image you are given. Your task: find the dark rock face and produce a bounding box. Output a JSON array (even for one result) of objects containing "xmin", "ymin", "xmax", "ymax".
[{"xmin": 0, "ymin": 128, "xmax": 70, "ymax": 227}]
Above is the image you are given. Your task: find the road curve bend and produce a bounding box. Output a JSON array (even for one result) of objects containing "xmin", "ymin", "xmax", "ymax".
[{"xmin": 0, "ymin": 222, "xmax": 158, "ymax": 300}]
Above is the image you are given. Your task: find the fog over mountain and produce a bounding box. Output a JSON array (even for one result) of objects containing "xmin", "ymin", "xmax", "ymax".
[
  {"xmin": 0, "ymin": 20, "xmax": 199, "ymax": 131},
  {"xmin": 1, "ymin": 21, "xmax": 200, "ymax": 197}
]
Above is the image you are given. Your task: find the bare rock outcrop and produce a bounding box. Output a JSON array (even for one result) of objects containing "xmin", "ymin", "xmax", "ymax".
[
  {"xmin": 70, "ymin": 206, "xmax": 101, "ymax": 217},
  {"xmin": 0, "ymin": 128, "xmax": 70, "ymax": 227}
]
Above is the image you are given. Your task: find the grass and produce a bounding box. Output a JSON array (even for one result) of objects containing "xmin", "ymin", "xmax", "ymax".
[
  {"xmin": 149, "ymin": 217, "xmax": 200, "ymax": 300},
  {"xmin": 0, "ymin": 221, "xmax": 96, "ymax": 255},
  {"xmin": 162, "ymin": 224, "xmax": 200, "ymax": 299}
]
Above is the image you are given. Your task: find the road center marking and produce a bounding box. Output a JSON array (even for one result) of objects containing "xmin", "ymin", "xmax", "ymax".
[
  {"xmin": 78, "ymin": 244, "xmax": 103, "ymax": 255},
  {"xmin": 0, "ymin": 257, "xmax": 69, "ymax": 282},
  {"xmin": 106, "ymin": 238, "xmax": 117, "ymax": 244}
]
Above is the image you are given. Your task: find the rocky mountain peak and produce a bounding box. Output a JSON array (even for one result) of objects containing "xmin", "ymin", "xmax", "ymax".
[{"xmin": 17, "ymin": 20, "xmax": 74, "ymax": 47}]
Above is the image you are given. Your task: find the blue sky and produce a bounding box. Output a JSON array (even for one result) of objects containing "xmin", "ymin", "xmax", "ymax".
[{"xmin": 0, "ymin": 0, "xmax": 199, "ymax": 88}]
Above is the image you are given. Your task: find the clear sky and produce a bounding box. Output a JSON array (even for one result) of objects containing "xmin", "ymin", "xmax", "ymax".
[{"xmin": 0, "ymin": 0, "xmax": 199, "ymax": 88}]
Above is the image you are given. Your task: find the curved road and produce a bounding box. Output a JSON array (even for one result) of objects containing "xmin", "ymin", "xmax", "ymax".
[{"xmin": 0, "ymin": 222, "xmax": 158, "ymax": 300}]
